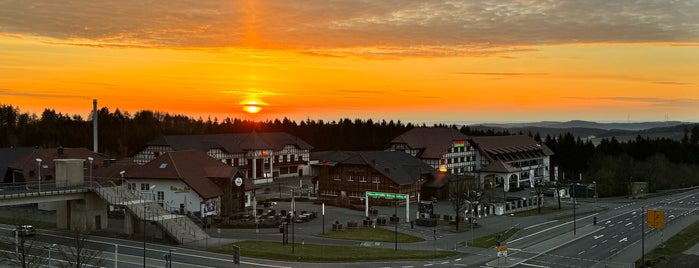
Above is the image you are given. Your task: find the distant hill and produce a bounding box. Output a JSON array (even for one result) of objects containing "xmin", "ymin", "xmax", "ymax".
[
  {"xmin": 468, "ymin": 121, "xmax": 698, "ymax": 144},
  {"xmin": 476, "ymin": 120, "xmax": 688, "ymax": 131}
]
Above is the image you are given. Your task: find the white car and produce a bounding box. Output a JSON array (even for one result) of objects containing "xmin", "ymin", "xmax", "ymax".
[{"xmin": 11, "ymin": 225, "xmax": 36, "ymax": 236}]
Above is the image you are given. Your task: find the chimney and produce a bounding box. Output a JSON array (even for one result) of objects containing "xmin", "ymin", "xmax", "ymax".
[
  {"xmin": 57, "ymin": 146, "xmax": 64, "ymax": 155},
  {"xmin": 93, "ymin": 99, "xmax": 98, "ymax": 153}
]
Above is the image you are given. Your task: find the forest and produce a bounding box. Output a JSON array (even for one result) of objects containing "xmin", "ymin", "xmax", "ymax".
[{"xmin": 1, "ymin": 104, "xmax": 698, "ymax": 197}]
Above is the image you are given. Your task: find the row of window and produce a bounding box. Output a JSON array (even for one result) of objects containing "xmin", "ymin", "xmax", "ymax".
[
  {"xmin": 223, "ymin": 155, "xmax": 307, "ymax": 166},
  {"xmin": 447, "ymin": 156, "xmax": 476, "ymax": 164},
  {"xmin": 448, "ymin": 146, "xmax": 472, "ymax": 153},
  {"xmin": 332, "ymin": 174, "xmax": 381, "ymax": 183}
]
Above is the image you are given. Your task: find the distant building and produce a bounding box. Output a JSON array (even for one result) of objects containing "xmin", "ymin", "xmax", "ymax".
[
  {"xmin": 311, "ymin": 151, "xmax": 435, "ymax": 202},
  {"xmin": 123, "ymin": 150, "xmax": 248, "ymax": 217},
  {"xmin": 388, "ymin": 128, "xmax": 554, "ymax": 192},
  {"xmin": 386, "ymin": 127, "xmax": 479, "ymax": 176},
  {"xmin": 132, "ymin": 132, "xmax": 313, "ymax": 184},
  {"xmin": 471, "ymin": 135, "xmax": 554, "ymax": 191}
]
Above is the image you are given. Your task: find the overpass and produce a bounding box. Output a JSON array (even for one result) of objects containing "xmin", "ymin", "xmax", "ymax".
[{"xmin": 0, "ymin": 159, "xmax": 208, "ymax": 244}]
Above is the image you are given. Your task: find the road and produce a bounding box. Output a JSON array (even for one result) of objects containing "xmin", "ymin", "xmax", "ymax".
[{"xmin": 1, "ymin": 187, "xmax": 698, "ymax": 267}]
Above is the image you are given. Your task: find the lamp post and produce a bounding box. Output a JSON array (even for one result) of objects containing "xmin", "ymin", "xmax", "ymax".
[
  {"xmin": 119, "ymin": 170, "xmax": 126, "ymax": 188},
  {"xmin": 143, "ymin": 185, "xmax": 156, "ymax": 267},
  {"xmin": 164, "ymin": 249, "xmax": 175, "ymax": 268},
  {"xmin": 394, "ymin": 194, "xmax": 398, "ymax": 251},
  {"xmin": 87, "ymin": 157, "xmax": 94, "ymax": 188},
  {"xmin": 593, "ymin": 181, "xmax": 597, "ymax": 203},
  {"xmin": 45, "ymin": 243, "xmax": 57, "ymax": 267},
  {"xmin": 35, "ymin": 158, "xmax": 42, "ymax": 192},
  {"xmin": 291, "ymin": 189, "xmax": 295, "ymax": 254}
]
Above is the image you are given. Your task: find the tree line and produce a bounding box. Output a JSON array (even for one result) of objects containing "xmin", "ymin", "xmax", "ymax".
[{"xmin": 1, "ymin": 104, "xmax": 698, "ymax": 196}]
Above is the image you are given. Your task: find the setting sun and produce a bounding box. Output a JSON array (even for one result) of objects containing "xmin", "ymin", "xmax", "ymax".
[{"xmin": 243, "ymin": 101, "xmax": 262, "ymax": 114}]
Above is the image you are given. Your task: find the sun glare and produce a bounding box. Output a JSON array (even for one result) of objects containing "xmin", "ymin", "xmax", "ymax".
[{"xmin": 243, "ymin": 101, "xmax": 262, "ymax": 114}]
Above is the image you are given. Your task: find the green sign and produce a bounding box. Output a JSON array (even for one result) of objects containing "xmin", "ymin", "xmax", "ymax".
[{"xmin": 366, "ymin": 191, "xmax": 407, "ymax": 199}]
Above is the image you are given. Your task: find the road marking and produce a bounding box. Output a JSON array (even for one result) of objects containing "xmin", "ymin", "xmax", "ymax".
[
  {"xmin": 423, "ymin": 264, "xmax": 434, "ymax": 267},
  {"xmin": 602, "ymin": 239, "xmax": 608, "ymax": 244},
  {"xmin": 455, "ymin": 258, "xmax": 462, "ymax": 261},
  {"xmin": 625, "ymin": 222, "xmax": 632, "ymax": 226},
  {"xmin": 612, "ymin": 234, "xmax": 618, "ymax": 238},
  {"xmin": 401, "ymin": 266, "xmax": 414, "ymax": 268},
  {"xmin": 590, "ymin": 244, "xmax": 598, "ymax": 249},
  {"xmin": 509, "ymin": 213, "xmax": 599, "ymax": 243},
  {"xmin": 605, "ymin": 220, "xmax": 611, "ymax": 224},
  {"xmin": 440, "ymin": 261, "xmax": 449, "ymax": 264},
  {"xmin": 593, "ymin": 235, "xmax": 604, "ymax": 240},
  {"xmin": 577, "ymin": 250, "xmax": 585, "ymax": 255},
  {"xmin": 524, "ymin": 220, "xmax": 558, "ymax": 230},
  {"xmin": 619, "ymin": 237, "xmax": 628, "ymax": 242},
  {"xmin": 520, "ymin": 262, "xmax": 550, "ymax": 268}
]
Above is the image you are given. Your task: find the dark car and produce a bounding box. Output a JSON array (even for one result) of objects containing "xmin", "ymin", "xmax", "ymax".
[{"xmin": 11, "ymin": 225, "xmax": 36, "ymax": 236}]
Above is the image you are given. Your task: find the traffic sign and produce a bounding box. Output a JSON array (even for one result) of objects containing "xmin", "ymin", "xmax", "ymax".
[
  {"xmin": 497, "ymin": 245, "xmax": 508, "ymax": 252},
  {"xmin": 366, "ymin": 191, "xmax": 408, "ymax": 199},
  {"xmin": 647, "ymin": 209, "xmax": 665, "ymax": 229}
]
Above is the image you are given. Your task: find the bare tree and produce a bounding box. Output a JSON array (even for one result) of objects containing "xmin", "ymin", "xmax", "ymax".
[
  {"xmin": 449, "ymin": 176, "xmax": 483, "ymax": 231},
  {"xmin": 58, "ymin": 217, "xmax": 104, "ymax": 268}
]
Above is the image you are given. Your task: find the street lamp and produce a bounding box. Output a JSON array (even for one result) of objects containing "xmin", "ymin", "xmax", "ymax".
[
  {"xmin": 164, "ymin": 249, "xmax": 176, "ymax": 268},
  {"xmin": 144, "ymin": 184, "xmax": 156, "ymax": 267},
  {"xmin": 44, "ymin": 243, "xmax": 57, "ymax": 267},
  {"xmin": 593, "ymin": 181, "xmax": 597, "ymax": 203},
  {"xmin": 87, "ymin": 157, "xmax": 94, "ymax": 188},
  {"xmin": 119, "ymin": 170, "xmax": 126, "ymax": 188},
  {"xmin": 35, "ymin": 158, "xmax": 42, "ymax": 192}
]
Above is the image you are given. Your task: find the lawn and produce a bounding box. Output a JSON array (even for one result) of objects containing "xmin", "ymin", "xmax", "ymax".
[
  {"xmin": 467, "ymin": 228, "xmax": 520, "ymax": 248},
  {"xmin": 641, "ymin": 219, "xmax": 699, "ymax": 268},
  {"xmin": 211, "ymin": 240, "xmax": 459, "ymax": 262},
  {"xmin": 320, "ymin": 227, "xmax": 424, "ymax": 242}
]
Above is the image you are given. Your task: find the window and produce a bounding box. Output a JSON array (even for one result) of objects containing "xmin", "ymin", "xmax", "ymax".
[
  {"xmin": 157, "ymin": 191, "xmax": 164, "ymax": 205},
  {"xmin": 333, "ymin": 174, "xmax": 340, "ymax": 181},
  {"xmin": 347, "ymin": 175, "xmax": 354, "ymax": 182},
  {"xmin": 128, "ymin": 183, "xmax": 136, "ymax": 190},
  {"xmin": 359, "ymin": 176, "xmax": 367, "ymax": 182},
  {"xmin": 153, "ymin": 151, "xmax": 160, "ymax": 157},
  {"xmin": 372, "ymin": 176, "xmax": 380, "ymax": 183},
  {"xmin": 291, "ymin": 155, "xmax": 296, "ymax": 162},
  {"xmin": 140, "ymin": 183, "xmax": 150, "ymax": 190}
]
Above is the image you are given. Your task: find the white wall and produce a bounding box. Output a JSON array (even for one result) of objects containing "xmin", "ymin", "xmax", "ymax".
[{"xmin": 127, "ymin": 179, "xmax": 209, "ymax": 216}]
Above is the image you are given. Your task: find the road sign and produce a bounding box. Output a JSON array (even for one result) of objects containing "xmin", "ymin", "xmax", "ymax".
[
  {"xmin": 647, "ymin": 209, "xmax": 665, "ymax": 229},
  {"xmin": 496, "ymin": 245, "xmax": 508, "ymax": 257},
  {"xmin": 366, "ymin": 191, "xmax": 408, "ymax": 199}
]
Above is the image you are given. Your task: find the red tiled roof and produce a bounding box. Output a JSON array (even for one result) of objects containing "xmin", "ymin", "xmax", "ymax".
[
  {"xmin": 389, "ymin": 127, "xmax": 469, "ymax": 159},
  {"xmin": 471, "ymin": 135, "xmax": 553, "ymax": 162},
  {"xmin": 8, "ymin": 147, "xmax": 114, "ymax": 183},
  {"xmin": 480, "ymin": 160, "xmax": 519, "ymax": 173},
  {"xmin": 125, "ymin": 150, "xmax": 228, "ymax": 199}
]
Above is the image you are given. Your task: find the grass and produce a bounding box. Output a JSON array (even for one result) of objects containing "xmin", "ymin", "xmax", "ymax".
[
  {"xmin": 512, "ymin": 206, "xmax": 563, "ymax": 217},
  {"xmin": 640, "ymin": 219, "xmax": 699, "ymax": 268},
  {"xmin": 210, "ymin": 240, "xmax": 459, "ymax": 262},
  {"xmin": 320, "ymin": 227, "xmax": 424, "ymax": 242},
  {"xmin": 467, "ymin": 228, "xmax": 520, "ymax": 248}
]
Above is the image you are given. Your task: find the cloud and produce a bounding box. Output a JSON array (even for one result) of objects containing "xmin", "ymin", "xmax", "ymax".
[
  {"xmin": 651, "ymin": 81, "xmax": 693, "ymax": 86},
  {"xmin": 0, "ymin": 0, "xmax": 697, "ymax": 57},
  {"xmin": 456, "ymin": 72, "xmax": 549, "ymax": 76},
  {"xmin": 0, "ymin": 88, "xmax": 87, "ymax": 99}
]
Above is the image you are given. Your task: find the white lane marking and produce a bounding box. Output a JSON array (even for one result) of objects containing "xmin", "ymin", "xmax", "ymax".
[
  {"xmin": 577, "ymin": 250, "xmax": 586, "ymax": 255},
  {"xmin": 619, "ymin": 237, "xmax": 628, "ymax": 242},
  {"xmin": 423, "ymin": 264, "xmax": 434, "ymax": 267},
  {"xmin": 605, "ymin": 220, "xmax": 611, "ymax": 224},
  {"xmin": 455, "ymin": 258, "xmax": 462, "ymax": 261},
  {"xmin": 602, "ymin": 239, "xmax": 608, "ymax": 244},
  {"xmin": 625, "ymin": 222, "xmax": 633, "ymax": 226},
  {"xmin": 509, "ymin": 213, "xmax": 599, "ymax": 243},
  {"xmin": 591, "ymin": 244, "xmax": 598, "ymax": 249},
  {"xmin": 594, "ymin": 235, "xmax": 604, "ymax": 240},
  {"xmin": 612, "ymin": 234, "xmax": 618, "ymax": 238},
  {"xmin": 524, "ymin": 220, "xmax": 558, "ymax": 230},
  {"xmin": 520, "ymin": 263, "xmax": 550, "ymax": 268}
]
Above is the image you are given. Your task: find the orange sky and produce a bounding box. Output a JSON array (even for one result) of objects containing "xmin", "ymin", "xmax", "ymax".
[{"xmin": 1, "ymin": 1, "xmax": 697, "ymax": 124}]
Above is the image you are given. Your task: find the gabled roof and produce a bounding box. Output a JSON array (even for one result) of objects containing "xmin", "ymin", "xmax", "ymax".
[
  {"xmin": 480, "ymin": 160, "xmax": 519, "ymax": 173},
  {"xmin": 312, "ymin": 150, "xmax": 435, "ymax": 185},
  {"xmin": 8, "ymin": 147, "xmax": 114, "ymax": 183},
  {"xmin": 389, "ymin": 127, "xmax": 469, "ymax": 159},
  {"xmin": 142, "ymin": 132, "xmax": 312, "ymax": 154},
  {"xmin": 0, "ymin": 147, "xmax": 33, "ymax": 180},
  {"xmin": 470, "ymin": 135, "xmax": 554, "ymax": 162},
  {"xmin": 126, "ymin": 150, "xmax": 229, "ymax": 199}
]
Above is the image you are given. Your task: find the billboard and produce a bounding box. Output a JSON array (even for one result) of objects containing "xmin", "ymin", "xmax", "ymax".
[{"xmin": 201, "ymin": 200, "xmax": 217, "ymax": 217}]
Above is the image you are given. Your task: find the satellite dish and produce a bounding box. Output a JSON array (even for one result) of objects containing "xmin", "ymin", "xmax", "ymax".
[{"xmin": 234, "ymin": 177, "xmax": 243, "ymax": 187}]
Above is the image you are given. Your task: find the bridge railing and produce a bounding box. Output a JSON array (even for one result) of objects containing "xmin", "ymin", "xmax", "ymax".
[{"xmin": 0, "ymin": 181, "xmax": 90, "ymax": 198}]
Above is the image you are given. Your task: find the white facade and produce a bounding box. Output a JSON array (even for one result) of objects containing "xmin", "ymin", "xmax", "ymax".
[{"xmin": 125, "ymin": 178, "xmax": 220, "ymax": 217}]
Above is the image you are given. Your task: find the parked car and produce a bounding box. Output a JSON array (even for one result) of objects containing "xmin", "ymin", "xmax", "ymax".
[{"xmin": 11, "ymin": 225, "xmax": 36, "ymax": 236}]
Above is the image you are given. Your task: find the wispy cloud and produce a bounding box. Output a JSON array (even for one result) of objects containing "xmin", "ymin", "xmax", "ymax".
[
  {"xmin": 456, "ymin": 72, "xmax": 549, "ymax": 76},
  {"xmin": 652, "ymin": 81, "xmax": 693, "ymax": 86},
  {"xmin": 0, "ymin": 0, "xmax": 696, "ymax": 57},
  {"xmin": 0, "ymin": 88, "xmax": 87, "ymax": 99}
]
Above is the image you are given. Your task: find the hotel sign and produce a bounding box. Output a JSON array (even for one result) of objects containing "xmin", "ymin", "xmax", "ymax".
[{"xmin": 366, "ymin": 191, "xmax": 407, "ymax": 200}]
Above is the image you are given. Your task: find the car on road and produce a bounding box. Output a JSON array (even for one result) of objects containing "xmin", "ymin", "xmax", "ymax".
[{"xmin": 11, "ymin": 225, "xmax": 36, "ymax": 237}]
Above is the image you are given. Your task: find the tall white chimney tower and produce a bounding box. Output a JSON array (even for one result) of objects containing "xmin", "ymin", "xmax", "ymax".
[{"xmin": 93, "ymin": 99, "xmax": 98, "ymax": 152}]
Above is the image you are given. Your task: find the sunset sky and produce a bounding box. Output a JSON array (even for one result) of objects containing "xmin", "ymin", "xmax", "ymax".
[{"xmin": 1, "ymin": 0, "xmax": 697, "ymax": 124}]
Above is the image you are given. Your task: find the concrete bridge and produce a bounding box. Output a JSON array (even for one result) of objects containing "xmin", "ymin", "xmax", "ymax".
[{"xmin": 0, "ymin": 159, "xmax": 208, "ymax": 244}]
